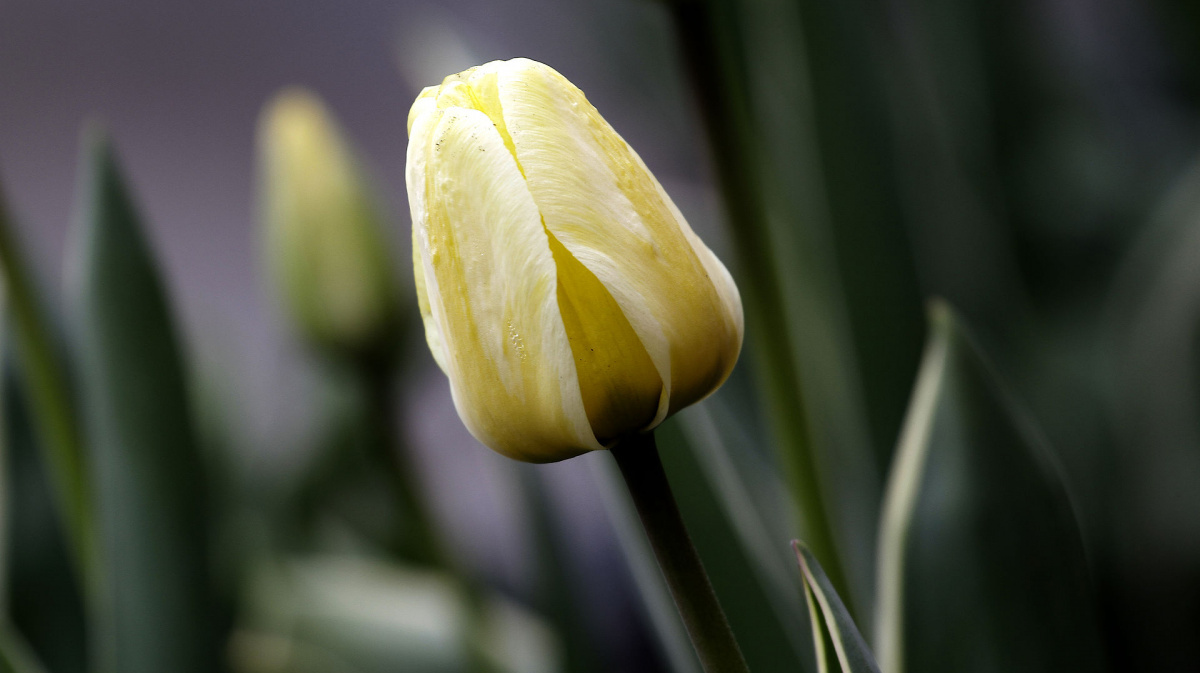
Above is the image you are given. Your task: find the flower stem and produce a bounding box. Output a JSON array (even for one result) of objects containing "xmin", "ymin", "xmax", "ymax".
[{"xmin": 610, "ymin": 431, "xmax": 750, "ymax": 673}]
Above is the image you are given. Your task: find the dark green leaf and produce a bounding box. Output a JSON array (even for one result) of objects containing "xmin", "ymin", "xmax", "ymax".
[
  {"xmin": 793, "ymin": 541, "xmax": 880, "ymax": 673},
  {"xmin": 4, "ymin": 365, "xmax": 88, "ymax": 673},
  {"xmin": 0, "ymin": 170, "xmax": 93, "ymax": 584},
  {"xmin": 0, "ymin": 622, "xmax": 49, "ymax": 673},
  {"xmin": 68, "ymin": 130, "xmax": 223, "ymax": 673},
  {"xmin": 875, "ymin": 301, "xmax": 1106, "ymax": 673},
  {"xmin": 669, "ymin": 0, "xmax": 909, "ymax": 609}
]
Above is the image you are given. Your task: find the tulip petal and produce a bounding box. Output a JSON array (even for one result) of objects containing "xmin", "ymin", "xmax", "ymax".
[
  {"xmin": 406, "ymin": 110, "xmax": 448, "ymax": 374},
  {"xmin": 548, "ymin": 228, "xmax": 663, "ymax": 444},
  {"xmin": 496, "ymin": 59, "xmax": 744, "ymax": 420},
  {"xmin": 407, "ymin": 105, "xmax": 601, "ymax": 460}
]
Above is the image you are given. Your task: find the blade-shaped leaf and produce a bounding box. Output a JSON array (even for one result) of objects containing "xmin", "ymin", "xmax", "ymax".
[
  {"xmin": 68, "ymin": 131, "xmax": 222, "ymax": 673},
  {"xmin": 668, "ymin": 0, "xmax": 888, "ymax": 609},
  {"xmin": 0, "ymin": 622, "xmax": 49, "ymax": 673},
  {"xmin": 793, "ymin": 541, "xmax": 881, "ymax": 673},
  {"xmin": 875, "ymin": 301, "xmax": 1105, "ymax": 673},
  {"xmin": 4, "ymin": 364, "xmax": 88, "ymax": 673},
  {"xmin": 0, "ymin": 174, "xmax": 92, "ymax": 583}
]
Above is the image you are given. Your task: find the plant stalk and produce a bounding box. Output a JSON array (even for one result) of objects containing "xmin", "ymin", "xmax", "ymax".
[{"xmin": 611, "ymin": 431, "xmax": 750, "ymax": 673}]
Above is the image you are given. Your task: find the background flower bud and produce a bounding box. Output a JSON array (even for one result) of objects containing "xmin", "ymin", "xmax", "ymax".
[
  {"xmin": 406, "ymin": 58, "xmax": 744, "ymax": 462},
  {"xmin": 260, "ymin": 88, "xmax": 400, "ymax": 356}
]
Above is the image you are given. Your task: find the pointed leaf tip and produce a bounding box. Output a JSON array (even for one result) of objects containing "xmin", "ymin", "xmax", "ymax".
[
  {"xmin": 793, "ymin": 540, "xmax": 882, "ymax": 673},
  {"xmin": 70, "ymin": 134, "xmax": 221, "ymax": 673},
  {"xmin": 875, "ymin": 302, "xmax": 1105, "ymax": 673}
]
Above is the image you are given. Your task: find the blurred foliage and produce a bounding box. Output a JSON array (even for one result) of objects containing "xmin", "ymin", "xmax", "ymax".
[
  {"xmin": 68, "ymin": 133, "xmax": 224, "ymax": 673},
  {"xmin": 875, "ymin": 303, "xmax": 1104, "ymax": 673},
  {"xmin": 4, "ymin": 368, "xmax": 87, "ymax": 673},
  {"xmin": 1, "ymin": 0, "xmax": 1200, "ymax": 671}
]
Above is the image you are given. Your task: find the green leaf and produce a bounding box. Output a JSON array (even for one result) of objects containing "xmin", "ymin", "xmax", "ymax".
[
  {"xmin": 68, "ymin": 130, "xmax": 222, "ymax": 673},
  {"xmin": 0, "ymin": 622, "xmax": 50, "ymax": 673},
  {"xmin": 793, "ymin": 541, "xmax": 880, "ymax": 673},
  {"xmin": 0, "ymin": 170, "xmax": 93, "ymax": 585},
  {"xmin": 875, "ymin": 301, "xmax": 1105, "ymax": 673},
  {"xmin": 668, "ymin": 0, "xmax": 900, "ymax": 610},
  {"xmin": 4, "ymin": 366, "xmax": 88, "ymax": 673}
]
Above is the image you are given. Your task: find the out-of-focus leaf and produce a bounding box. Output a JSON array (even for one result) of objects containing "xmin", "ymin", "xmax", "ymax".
[
  {"xmin": 669, "ymin": 0, "xmax": 893, "ymax": 608},
  {"xmin": 234, "ymin": 555, "xmax": 558, "ymax": 673},
  {"xmin": 0, "ymin": 305, "xmax": 6, "ymax": 606},
  {"xmin": 793, "ymin": 542, "xmax": 880, "ymax": 673},
  {"xmin": 875, "ymin": 301, "xmax": 1105, "ymax": 673},
  {"xmin": 4, "ymin": 365, "xmax": 88, "ymax": 673},
  {"xmin": 0, "ymin": 177, "xmax": 92, "ymax": 582},
  {"xmin": 67, "ymin": 131, "xmax": 222, "ymax": 673},
  {"xmin": 1107, "ymin": 157, "xmax": 1200, "ymax": 670},
  {"xmin": 0, "ymin": 622, "xmax": 49, "ymax": 673}
]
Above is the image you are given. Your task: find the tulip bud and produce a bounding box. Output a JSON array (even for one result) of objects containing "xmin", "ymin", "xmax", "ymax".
[
  {"xmin": 406, "ymin": 58, "xmax": 743, "ymax": 462},
  {"xmin": 260, "ymin": 88, "xmax": 399, "ymax": 356}
]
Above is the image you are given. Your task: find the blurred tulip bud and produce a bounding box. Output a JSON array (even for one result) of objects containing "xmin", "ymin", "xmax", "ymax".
[
  {"xmin": 260, "ymin": 88, "xmax": 399, "ymax": 356},
  {"xmin": 406, "ymin": 58, "xmax": 743, "ymax": 462}
]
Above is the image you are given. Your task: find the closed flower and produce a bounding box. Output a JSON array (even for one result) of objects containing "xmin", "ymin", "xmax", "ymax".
[
  {"xmin": 260, "ymin": 88, "xmax": 399, "ymax": 355},
  {"xmin": 406, "ymin": 58, "xmax": 743, "ymax": 462}
]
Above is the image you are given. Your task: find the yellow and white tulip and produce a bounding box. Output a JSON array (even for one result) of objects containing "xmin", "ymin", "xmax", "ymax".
[{"xmin": 406, "ymin": 58, "xmax": 743, "ymax": 462}]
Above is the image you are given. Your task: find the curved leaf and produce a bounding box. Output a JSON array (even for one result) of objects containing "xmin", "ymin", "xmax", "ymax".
[
  {"xmin": 0, "ymin": 623, "xmax": 49, "ymax": 673},
  {"xmin": 4, "ymin": 366, "xmax": 88, "ymax": 673},
  {"xmin": 0, "ymin": 175, "xmax": 92, "ymax": 583},
  {"xmin": 793, "ymin": 541, "xmax": 880, "ymax": 673},
  {"xmin": 875, "ymin": 301, "xmax": 1105, "ymax": 673},
  {"xmin": 68, "ymin": 131, "xmax": 222, "ymax": 673}
]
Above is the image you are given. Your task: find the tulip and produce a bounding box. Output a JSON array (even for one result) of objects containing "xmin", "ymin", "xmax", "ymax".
[
  {"xmin": 260, "ymin": 88, "xmax": 400, "ymax": 356},
  {"xmin": 406, "ymin": 58, "xmax": 743, "ymax": 463}
]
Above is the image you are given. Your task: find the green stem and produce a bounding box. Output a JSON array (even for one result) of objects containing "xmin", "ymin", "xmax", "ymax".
[
  {"xmin": 611, "ymin": 432, "xmax": 749, "ymax": 673},
  {"xmin": 666, "ymin": 0, "xmax": 852, "ymax": 610},
  {"xmin": 0, "ymin": 186, "xmax": 94, "ymax": 591},
  {"xmin": 0, "ymin": 620, "xmax": 50, "ymax": 673}
]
